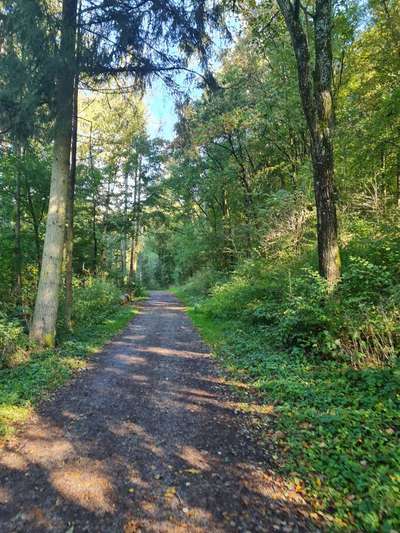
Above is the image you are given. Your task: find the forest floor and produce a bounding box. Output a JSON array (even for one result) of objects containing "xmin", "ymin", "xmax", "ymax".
[{"xmin": 0, "ymin": 291, "xmax": 319, "ymax": 532}]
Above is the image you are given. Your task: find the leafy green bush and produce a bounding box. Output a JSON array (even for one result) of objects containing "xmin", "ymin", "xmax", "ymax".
[
  {"xmin": 340, "ymin": 256, "xmax": 392, "ymax": 302},
  {"xmin": 190, "ymin": 231, "xmax": 400, "ymax": 365},
  {"xmin": 276, "ymin": 269, "xmax": 339, "ymax": 357},
  {"xmin": 72, "ymin": 278, "xmax": 122, "ymax": 326},
  {"xmin": 174, "ymin": 268, "xmax": 225, "ymax": 305},
  {"xmin": 124, "ymin": 278, "xmax": 146, "ymax": 298},
  {"xmin": 0, "ymin": 315, "xmax": 28, "ymax": 369}
]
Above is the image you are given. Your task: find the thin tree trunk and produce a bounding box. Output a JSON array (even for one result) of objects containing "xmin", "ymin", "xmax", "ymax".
[
  {"xmin": 277, "ymin": 0, "xmax": 341, "ymax": 284},
  {"xmin": 26, "ymin": 186, "xmax": 42, "ymax": 270},
  {"xmin": 129, "ymin": 235, "xmax": 136, "ymax": 282},
  {"xmin": 30, "ymin": 0, "xmax": 78, "ymax": 346},
  {"xmin": 14, "ymin": 145, "xmax": 22, "ymax": 306},
  {"xmin": 134, "ymin": 163, "xmax": 143, "ymax": 274},
  {"xmin": 92, "ymin": 197, "xmax": 97, "ymax": 274},
  {"xmin": 100, "ymin": 177, "xmax": 112, "ymax": 271},
  {"xmin": 88, "ymin": 121, "xmax": 98, "ymax": 275},
  {"xmin": 129, "ymin": 163, "xmax": 140, "ymax": 283},
  {"xmin": 122, "ymin": 169, "xmax": 129, "ymax": 281},
  {"xmin": 121, "ymin": 239, "xmax": 127, "ymax": 280},
  {"xmin": 64, "ymin": 0, "xmax": 81, "ymax": 330},
  {"xmin": 64, "ymin": 72, "xmax": 79, "ymax": 330}
]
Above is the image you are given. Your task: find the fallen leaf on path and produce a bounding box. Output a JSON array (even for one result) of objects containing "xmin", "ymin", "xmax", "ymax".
[
  {"xmin": 184, "ymin": 468, "xmax": 201, "ymax": 475},
  {"xmin": 164, "ymin": 487, "xmax": 176, "ymax": 500}
]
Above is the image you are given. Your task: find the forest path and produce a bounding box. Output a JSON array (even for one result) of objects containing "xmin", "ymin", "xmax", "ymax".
[{"xmin": 0, "ymin": 291, "xmax": 314, "ymax": 532}]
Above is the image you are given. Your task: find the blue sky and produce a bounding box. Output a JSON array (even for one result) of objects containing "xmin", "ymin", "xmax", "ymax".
[
  {"xmin": 144, "ymin": 79, "xmax": 177, "ymax": 140},
  {"xmin": 144, "ymin": 15, "xmax": 241, "ymax": 141},
  {"xmin": 144, "ymin": 73, "xmax": 203, "ymax": 141}
]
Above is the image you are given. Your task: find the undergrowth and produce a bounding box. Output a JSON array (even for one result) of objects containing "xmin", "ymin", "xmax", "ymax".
[
  {"xmin": 173, "ymin": 218, "xmax": 400, "ymax": 531},
  {"xmin": 178, "ymin": 301, "xmax": 400, "ymax": 531}
]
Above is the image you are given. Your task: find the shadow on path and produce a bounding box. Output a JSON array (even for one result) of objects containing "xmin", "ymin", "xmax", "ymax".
[{"xmin": 0, "ymin": 292, "xmax": 318, "ymax": 532}]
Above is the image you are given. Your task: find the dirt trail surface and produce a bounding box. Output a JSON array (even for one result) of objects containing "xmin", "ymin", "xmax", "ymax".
[{"xmin": 0, "ymin": 292, "xmax": 315, "ymax": 532}]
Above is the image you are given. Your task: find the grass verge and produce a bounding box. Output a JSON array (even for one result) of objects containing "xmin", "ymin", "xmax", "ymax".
[
  {"xmin": 172, "ymin": 289, "xmax": 400, "ymax": 532},
  {"xmin": 0, "ymin": 304, "xmax": 138, "ymax": 439}
]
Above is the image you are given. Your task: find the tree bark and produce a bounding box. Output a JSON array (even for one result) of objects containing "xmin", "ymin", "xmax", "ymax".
[
  {"xmin": 30, "ymin": 0, "xmax": 78, "ymax": 346},
  {"xmin": 122, "ymin": 169, "xmax": 129, "ymax": 281},
  {"xmin": 26, "ymin": 185, "xmax": 42, "ymax": 270},
  {"xmin": 64, "ymin": 72, "xmax": 79, "ymax": 330},
  {"xmin": 129, "ymin": 161, "xmax": 142, "ymax": 284},
  {"xmin": 64, "ymin": 0, "xmax": 81, "ymax": 330},
  {"xmin": 277, "ymin": 0, "xmax": 341, "ymax": 284},
  {"xmin": 92, "ymin": 196, "xmax": 98, "ymax": 274},
  {"xmin": 14, "ymin": 145, "xmax": 22, "ymax": 306}
]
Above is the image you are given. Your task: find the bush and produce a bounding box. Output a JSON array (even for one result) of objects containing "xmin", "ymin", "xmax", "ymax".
[
  {"xmin": 194, "ymin": 243, "xmax": 400, "ymax": 365},
  {"xmin": 340, "ymin": 256, "xmax": 392, "ymax": 302},
  {"xmin": 124, "ymin": 278, "xmax": 146, "ymax": 298},
  {"xmin": 72, "ymin": 279, "xmax": 122, "ymax": 326},
  {"xmin": 276, "ymin": 269, "xmax": 339, "ymax": 357},
  {"xmin": 174, "ymin": 268, "xmax": 225, "ymax": 305},
  {"xmin": 0, "ymin": 315, "xmax": 28, "ymax": 369}
]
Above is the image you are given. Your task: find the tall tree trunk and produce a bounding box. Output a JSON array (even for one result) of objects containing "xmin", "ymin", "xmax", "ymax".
[
  {"xmin": 14, "ymin": 145, "xmax": 22, "ymax": 306},
  {"xmin": 30, "ymin": 0, "xmax": 78, "ymax": 346},
  {"xmin": 121, "ymin": 239, "xmax": 127, "ymax": 280},
  {"xmin": 64, "ymin": 72, "xmax": 79, "ymax": 330},
  {"xmin": 129, "ymin": 236, "xmax": 136, "ymax": 282},
  {"xmin": 88, "ymin": 121, "xmax": 98, "ymax": 275},
  {"xmin": 122, "ymin": 170, "xmax": 129, "ymax": 281},
  {"xmin": 312, "ymin": 0, "xmax": 340, "ymax": 282},
  {"xmin": 92, "ymin": 196, "xmax": 98, "ymax": 274},
  {"xmin": 26, "ymin": 185, "xmax": 42, "ymax": 270},
  {"xmin": 129, "ymin": 163, "xmax": 140, "ymax": 283},
  {"xmin": 64, "ymin": 0, "xmax": 81, "ymax": 330},
  {"xmin": 277, "ymin": 0, "xmax": 341, "ymax": 284}
]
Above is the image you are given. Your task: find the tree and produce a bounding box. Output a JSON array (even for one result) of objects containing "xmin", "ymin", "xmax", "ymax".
[
  {"xmin": 65, "ymin": 0, "xmax": 82, "ymax": 330},
  {"xmin": 28, "ymin": 0, "xmax": 224, "ymax": 345},
  {"xmin": 30, "ymin": 0, "xmax": 78, "ymax": 346},
  {"xmin": 276, "ymin": 0, "xmax": 341, "ymax": 283},
  {"xmin": 64, "ymin": 70, "xmax": 79, "ymax": 330}
]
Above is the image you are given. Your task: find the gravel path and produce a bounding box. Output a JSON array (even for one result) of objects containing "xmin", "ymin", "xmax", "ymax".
[{"xmin": 0, "ymin": 291, "xmax": 315, "ymax": 532}]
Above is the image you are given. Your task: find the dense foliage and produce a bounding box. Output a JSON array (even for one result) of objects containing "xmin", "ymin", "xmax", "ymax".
[{"xmin": 179, "ymin": 299, "xmax": 399, "ymax": 531}]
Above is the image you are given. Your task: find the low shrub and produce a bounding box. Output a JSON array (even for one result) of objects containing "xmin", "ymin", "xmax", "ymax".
[
  {"xmin": 124, "ymin": 278, "xmax": 147, "ymax": 298},
  {"xmin": 0, "ymin": 315, "xmax": 29, "ymax": 369},
  {"xmin": 174, "ymin": 268, "xmax": 225, "ymax": 305},
  {"xmin": 72, "ymin": 278, "xmax": 122, "ymax": 326},
  {"xmin": 192, "ymin": 246, "xmax": 400, "ymax": 366}
]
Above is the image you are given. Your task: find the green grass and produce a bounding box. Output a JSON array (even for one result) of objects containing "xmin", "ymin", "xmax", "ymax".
[
  {"xmin": 173, "ymin": 289, "xmax": 400, "ymax": 532},
  {"xmin": 0, "ymin": 304, "xmax": 138, "ymax": 438}
]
